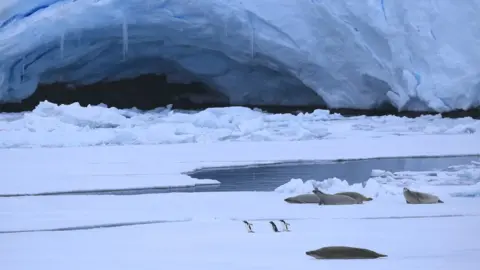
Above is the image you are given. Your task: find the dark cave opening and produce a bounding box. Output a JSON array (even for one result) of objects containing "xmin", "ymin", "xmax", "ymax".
[
  {"xmin": 0, "ymin": 74, "xmax": 479, "ymax": 119},
  {"xmin": 0, "ymin": 74, "xmax": 229, "ymax": 112}
]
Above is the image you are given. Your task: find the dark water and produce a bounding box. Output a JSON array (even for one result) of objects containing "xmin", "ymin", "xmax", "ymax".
[
  {"xmin": 1, "ymin": 155, "xmax": 478, "ymax": 197},
  {"xmin": 188, "ymin": 155, "xmax": 480, "ymax": 192}
]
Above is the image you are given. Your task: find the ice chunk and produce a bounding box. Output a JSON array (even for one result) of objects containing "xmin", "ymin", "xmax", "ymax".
[
  {"xmin": 1, "ymin": 101, "xmax": 479, "ymax": 148},
  {"xmin": 276, "ymin": 161, "xmax": 480, "ymax": 199}
]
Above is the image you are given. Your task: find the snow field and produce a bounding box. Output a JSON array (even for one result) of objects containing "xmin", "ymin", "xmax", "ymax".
[
  {"xmin": 1, "ymin": 194, "xmax": 479, "ymax": 270},
  {"xmin": 1, "ymin": 103, "xmax": 480, "ymax": 269},
  {"xmin": 1, "ymin": 190, "xmax": 479, "ymax": 232}
]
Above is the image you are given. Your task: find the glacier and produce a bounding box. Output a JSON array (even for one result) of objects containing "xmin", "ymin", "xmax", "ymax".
[{"xmin": 1, "ymin": 0, "xmax": 480, "ymax": 112}]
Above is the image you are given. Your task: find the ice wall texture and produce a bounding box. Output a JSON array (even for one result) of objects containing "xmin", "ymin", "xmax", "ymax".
[{"xmin": 1, "ymin": 0, "xmax": 480, "ymax": 111}]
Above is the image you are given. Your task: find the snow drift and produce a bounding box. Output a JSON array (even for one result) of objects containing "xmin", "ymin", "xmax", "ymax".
[{"xmin": 1, "ymin": 0, "xmax": 480, "ymax": 112}]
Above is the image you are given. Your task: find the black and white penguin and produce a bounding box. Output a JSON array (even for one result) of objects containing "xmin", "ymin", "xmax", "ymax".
[
  {"xmin": 243, "ymin": 220, "xmax": 254, "ymax": 233},
  {"xmin": 279, "ymin": 219, "xmax": 290, "ymax": 232},
  {"xmin": 269, "ymin": 221, "xmax": 280, "ymax": 233}
]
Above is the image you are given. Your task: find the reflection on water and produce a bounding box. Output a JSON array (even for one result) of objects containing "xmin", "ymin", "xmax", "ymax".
[{"xmin": 188, "ymin": 155, "xmax": 480, "ymax": 192}]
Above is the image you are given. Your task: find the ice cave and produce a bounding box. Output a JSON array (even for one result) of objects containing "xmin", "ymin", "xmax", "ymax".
[{"xmin": 1, "ymin": 0, "xmax": 480, "ymax": 113}]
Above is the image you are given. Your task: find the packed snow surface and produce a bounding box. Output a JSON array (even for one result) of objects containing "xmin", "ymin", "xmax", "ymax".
[
  {"xmin": 1, "ymin": 101, "xmax": 479, "ymax": 148},
  {"xmin": 2, "ymin": 170, "xmax": 480, "ymax": 269},
  {"xmin": 2, "ymin": 0, "xmax": 480, "ymax": 111},
  {"xmin": 2, "ymin": 114, "xmax": 480, "ymax": 269},
  {"xmin": 2, "ymin": 143, "xmax": 480, "ymax": 270},
  {"xmin": 2, "ymin": 196, "xmax": 479, "ymax": 270}
]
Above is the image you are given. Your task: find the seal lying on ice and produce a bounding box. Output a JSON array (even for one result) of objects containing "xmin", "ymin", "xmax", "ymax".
[
  {"xmin": 306, "ymin": 246, "xmax": 387, "ymax": 259},
  {"xmin": 284, "ymin": 194, "xmax": 320, "ymax": 204},
  {"xmin": 334, "ymin": 191, "xmax": 373, "ymax": 203},
  {"xmin": 403, "ymin": 187, "xmax": 444, "ymax": 204},
  {"xmin": 312, "ymin": 188, "xmax": 360, "ymax": 205}
]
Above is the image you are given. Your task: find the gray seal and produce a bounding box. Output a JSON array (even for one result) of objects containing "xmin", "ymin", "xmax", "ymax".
[
  {"xmin": 312, "ymin": 188, "xmax": 360, "ymax": 205},
  {"xmin": 306, "ymin": 246, "xmax": 387, "ymax": 259},
  {"xmin": 403, "ymin": 187, "xmax": 444, "ymax": 204},
  {"xmin": 334, "ymin": 192, "xmax": 373, "ymax": 203},
  {"xmin": 284, "ymin": 194, "xmax": 320, "ymax": 204}
]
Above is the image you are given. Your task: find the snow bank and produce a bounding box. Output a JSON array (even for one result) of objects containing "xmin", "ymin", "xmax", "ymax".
[
  {"xmin": 275, "ymin": 161, "xmax": 480, "ymax": 199},
  {"xmin": 1, "ymin": 101, "xmax": 479, "ymax": 148},
  {"xmin": 275, "ymin": 177, "xmax": 399, "ymax": 199},
  {"xmin": 1, "ymin": 0, "xmax": 480, "ymax": 111}
]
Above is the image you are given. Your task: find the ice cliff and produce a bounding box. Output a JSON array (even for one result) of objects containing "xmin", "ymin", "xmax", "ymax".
[{"xmin": 1, "ymin": 0, "xmax": 480, "ymax": 112}]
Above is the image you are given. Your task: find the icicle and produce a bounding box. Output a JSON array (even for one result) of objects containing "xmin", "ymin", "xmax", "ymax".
[
  {"xmin": 250, "ymin": 15, "xmax": 255, "ymax": 59},
  {"xmin": 224, "ymin": 18, "xmax": 228, "ymax": 37},
  {"xmin": 21, "ymin": 57, "xmax": 25, "ymax": 82},
  {"xmin": 21, "ymin": 64, "xmax": 25, "ymax": 82},
  {"xmin": 250, "ymin": 29, "xmax": 254, "ymax": 59},
  {"xmin": 60, "ymin": 32, "xmax": 65, "ymax": 59},
  {"xmin": 77, "ymin": 32, "xmax": 81, "ymax": 47},
  {"xmin": 122, "ymin": 17, "xmax": 128, "ymax": 61}
]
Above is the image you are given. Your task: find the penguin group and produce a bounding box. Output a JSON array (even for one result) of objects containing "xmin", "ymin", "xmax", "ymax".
[{"xmin": 242, "ymin": 219, "xmax": 290, "ymax": 233}]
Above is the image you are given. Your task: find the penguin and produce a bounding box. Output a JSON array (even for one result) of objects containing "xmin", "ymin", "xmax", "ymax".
[
  {"xmin": 279, "ymin": 219, "xmax": 290, "ymax": 232},
  {"xmin": 269, "ymin": 221, "xmax": 280, "ymax": 233},
  {"xmin": 243, "ymin": 220, "xmax": 254, "ymax": 233}
]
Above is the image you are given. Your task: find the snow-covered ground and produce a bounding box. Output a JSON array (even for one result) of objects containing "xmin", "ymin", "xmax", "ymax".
[
  {"xmin": 1, "ymin": 192, "xmax": 479, "ymax": 270},
  {"xmin": 2, "ymin": 205, "xmax": 478, "ymax": 270},
  {"xmin": 2, "ymin": 193, "xmax": 480, "ymax": 270},
  {"xmin": 1, "ymin": 103, "xmax": 480, "ymax": 269}
]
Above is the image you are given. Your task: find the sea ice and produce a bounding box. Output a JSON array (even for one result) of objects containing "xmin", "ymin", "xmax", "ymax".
[{"xmin": 0, "ymin": 101, "xmax": 479, "ymax": 148}]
